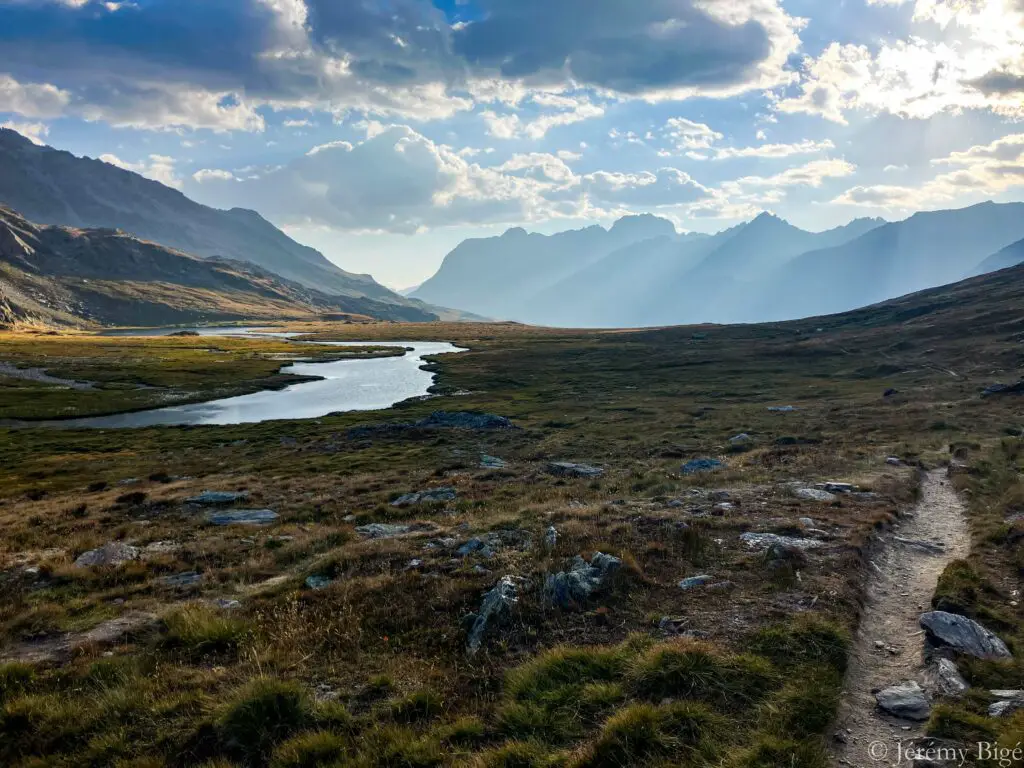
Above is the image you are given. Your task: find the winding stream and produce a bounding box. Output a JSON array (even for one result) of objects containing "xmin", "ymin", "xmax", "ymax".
[{"xmin": 39, "ymin": 329, "xmax": 465, "ymax": 428}]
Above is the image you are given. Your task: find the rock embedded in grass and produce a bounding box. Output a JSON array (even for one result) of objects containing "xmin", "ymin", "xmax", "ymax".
[
  {"xmin": 681, "ymin": 458, "xmax": 723, "ymax": 475},
  {"xmin": 932, "ymin": 658, "xmax": 969, "ymax": 697},
  {"xmin": 796, "ymin": 488, "xmax": 836, "ymax": 502},
  {"xmin": 547, "ymin": 461, "xmax": 604, "ymax": 478},
  {"xmin": 304, "ymin": 575, "xmax": 332, "ymax": 590},
  {"xmin": 740, "ymin": 532, "xmax": 823, "ymax": 551},
  {"xmin": 74, "ymin": 541, "xmax": 141, "ymax": 567},
  {"xmin": 480, "ymin": 454, "xmax": 507, "ymax": 469},
  {"xmin": 875, "ymin": 681, "xmax": 931, "ymax": 720},
  {"xmin": 392, "ymin": 487, "xmax": 457, "ymax": 507},
  {"xmin": 417, "ymin": 411, "xmax": 515, "ymax": 430},
  {"xmin": 467, "ymin": 574, "xmax": 523, "ymax": 653},
  {"xmin": 205, "ymin": 509, "xmax": 279, "ymax": 526},
  {"xmin": 919, "ymin": 611, "xmax": 1012, "ymax": 659},
  {"xmin": 545, "ymin": 552, "xmax": 622, "ymax": 609},
  {"xmin": 185, "ymin": 490, "xmax": 249, "ymax": 505},
  {"xmin": 678, "ymin": 575, "xmax": 715, "ymax": 590},
  {"xmin": 988, "ymin": 691, "xmax": 1024, "ymax": 717},
  {"xmin": 356, "ymin": 523, "xmax": 413, "ymax": 539},
  {"xmin": 160, "ymin": 571, "xmax": 203, "ymax": 588}
]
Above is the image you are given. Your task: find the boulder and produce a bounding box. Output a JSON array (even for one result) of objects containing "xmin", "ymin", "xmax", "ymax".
[
  {"xmin": 818, "ymin": 482, "xmax": 856, "ymax": 494},
  {"xmin": 681, "ymin": 458, "xmax": 724, "ymax": 475},
  {"xmin": 206, "ymin": 509, "xmax": 278, "ymax": 526},
  {"xmin": 392, "ymin": 487, "xmax": 457, "ymax": 507},
  {"xmin": 480, "ymin": 455, "xmax": 507, "ymax": 469},
  {"xmin": 764, "ymin": 542, "xmax": 809, "ymax": 570},
  {"xmin": 933, "ymin": 658, "xmax": 969, "ymax": 697},
  {"xmin": 456, "ymin": 538, "xmax": 496, "ymax": 559},
  {"xmin": 796, "ymin": 488, "xmax": 836, "ymax": 502},
  {"xmin": 159, "ymin": 571, "xmax": 203, "ymax": 588},
  {"xmin": 305, "ymin": 575, "xmax": 332, "ymax": 590},
  {"xmin": 547, "ymin": 462, "xmax": 604, "ymax": 478},
  {"xmin": 875, "ymin": 681, "xmax": 931, "ymax": 720},
  {"xmin": 982, "ymin": 381, "xmax": 1024, "ymax": 397},
  {"xmin": 185, "ymin": 491, "xmax": 249, "ymax": 505},
  {"xmin": 546, "ymin": 552, "xmax": 622, "ymax": 609},
  {"xmin": 919, "ymin": 611, "xmax": 1012, "ymax": 660},
  {"xmin": 355, "ymin": 523, "xmax": 412, "ymax": 539},
  {"xmin": 988, "ymin": 691, "xmax": 1024, "ymax": 717},
  {"xmin": 544, "ymin": 526, "xmax": 558, "ymax": 552},
  {"xmin": 74, "ymin": 542, "xmax": 141, "ymax": 568},
  {"xmin": 467, "ymin": 575, "xmax": 523, "ymax": 653},
  {"xmin": 728, "ymin": 433, "xmax": 752, "ymax": 445},
  {"xmin": 740, "ymin": 532, "xmax": 823, "ymax": 551}
]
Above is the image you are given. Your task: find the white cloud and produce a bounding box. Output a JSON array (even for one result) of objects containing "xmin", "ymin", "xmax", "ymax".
[
  {"xmin": 711, "ymin": 138, "xmax": 836, "ymax": 160},
  {"xmin": 0, "ymin": 120, "xmax": 50, "ymax": 145},
  {"xmin": 663, "ymin": 117, "xmax": 723, "ymax": 151},
  {"xmin": 0, "ymin": 75, "xmax": 70, "ymax": 119},
  {"xmin": 283, "ymin": 119, "xmax": 313, "ymax": 128},
  {"xmin": 100, "ymin": 153, "xmax": 182, "ymax": 189},
  {"xmin": 192, "ymin": 168, "xmax": 236, "ymax": 183}
]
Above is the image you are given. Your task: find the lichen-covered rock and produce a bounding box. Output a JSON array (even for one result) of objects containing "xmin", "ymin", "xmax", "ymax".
[
  {"xmin": 74, "ymin": 542, "xmax": 141, "ymax": 568},
  {"xmin": 988, "ymin": 691, "xmax": 1024, "ymax": 717},
  {"xmin": 796, "ymin": 488, "xmax": 836, "ymax": 502},
  {"xmin": 467, "ymin": 575, "xmax": 523, "ymax": 653},
  {"xmin": 933, "ymin": 658, "xmax": 969, "ymax": 697},
  {"xmin": 545, "ymin": 552, "xmax": 622, "ymax": 609},
  {"xmin": 355, "ymin": 523, "xmax": 412, "ymax": 539},
  {"xmin": 392, "ymin": 487, "xmax": 457, "ymax": 507},
  {"xmin": 919, "ymin": 611, "xmax": 1012, "ymax": 660},
  {"xmin": 544, "ymin": 526, "xmax": 558, "ymax": 552},
  {"xmin": 678, "ymin": 575, "xmax": 714, "ymax": 590},
  {"xmin": 740, "ymin": 532, "xmax": 823, "ymax": 551}
]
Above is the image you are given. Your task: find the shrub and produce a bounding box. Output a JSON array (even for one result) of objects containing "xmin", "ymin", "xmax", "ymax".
[
  {"xmin": 726, "ymin": 735, "xmax": 828, "ymax": 768},
  {"xmin": 0, "ymin": 663, "xmax": 34, "ymax": 704},
  {"xmin": 365, "ymin": 727, "xmax": 444, "ymax": 768},
  {"xmin": 927, "ymin": 703, "xmax": 998, "ymax": 744},
  {"xmin": 270, "ymin": 730, "xmax": 347, "ymax": 768},
  {"xmin": 478, "ymin": 740, "xmax": 560, "ymax": 768},
  {"xmin": 390, "ymin": 690, "xmax": 444, "ymax": 724},
  {"xmin": 162, "ymin": 605, "xmax": 251, "ymax": 656},
  {"xmin": 746, "ymin": 616, "xmax": 850, "ymax": 673},
  {"xmin": 626, "ymin": 639, "xmax": 778, "ymax": 709},
  {"xmin": 505, "ymin": 647, "xmax": 624, "ymax": 702},
  {"xmin": 219, "ymin": 679, "xmax": 312, "ymax": 765},
  {"xmin": 758, "ymin": 666, "xmax": 843, "ymax": 738},
  {"xmin": 436, "ymin": 716, "xmax": 487, "ymax": 747}
]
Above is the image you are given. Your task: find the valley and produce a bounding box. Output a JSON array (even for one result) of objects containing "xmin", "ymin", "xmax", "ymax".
[{"xmin": 0, "ymin": 264, "xmax": 1022, "ymax": 767}]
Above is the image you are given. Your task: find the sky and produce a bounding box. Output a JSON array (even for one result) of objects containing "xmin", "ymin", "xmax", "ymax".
[{"xmin": 1, "ymin": 0, "xmax": 1022, "ymax": 289}]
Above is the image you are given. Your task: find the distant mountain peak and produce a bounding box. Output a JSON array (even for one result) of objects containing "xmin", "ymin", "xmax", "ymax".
[
  {"xmin": 502, "ymin": 226, "xmax": 529, "ymax": 238},
  {"xmin": 609, "ymin": 214, "xmax": 676, "ymax": 240}
]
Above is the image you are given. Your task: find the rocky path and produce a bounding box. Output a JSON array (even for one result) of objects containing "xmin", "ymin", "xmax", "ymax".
[{"xmin": 832, "ymin": 469, "xmax": 970, "ymax": 767}]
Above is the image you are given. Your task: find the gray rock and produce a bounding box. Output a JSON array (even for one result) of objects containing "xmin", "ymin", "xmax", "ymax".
[
  {"xmin": 74, "ymin": 542, "xmax": 141, "ymax": 568},
  {"xmin": 988, "ymin": 691, "xmax": 1024, "ymax": 717},
  {"xmin": 456, "ymin": 538, "xmax": 495, "ymax": 559},
  {"xmin": 185, "ymin": 490, "xmax": 249, "ymax": 505},
  {"xmin": 886, "ymin": 457, "xmax": 903, "ymax": 466},
  {"xmin": 797, "ymin": 488, "xmax": 836, "ymax": 502},
  {"xmin": 729, "ymin": 433, "xmax": 752, "ymax": 444},
  {"xmin": 818, "ymin": 482, "xmax": 857, "ymax": 494},
  {"xmin": 418, "ymin": 411, "xmax": 515, "ymax": 430},
  {"xmin": 894, "ymin": 537, "xmax": 945, "ymax": 555},
  {"xmin": 405, "ymin": 558, "xmax": 424, "ymax": 571},
  {"xmin": 799, "ymin": 517, "xmax": 815, "ymax": 527},
  {"xmin": 919, "ymin": 611, "xmax": 1012, "ymax": 660},
  {"xmin": 544, "ymin": 526, "xmax": 558, "ymax": 552},
  {"xmin": 740, "ymin": 532, "xmax": 823, "ymax": 551},
  {"xmin": 305, "ymin": 575, "xmax": 332, "ymax": 590},
  {"xmin": 160, "ymin": 571, "xmax": 203, "ymax": 588},
  {"xmin": 467, "ymin": 575, "xmax": 522, "ymax": 653},
  {"xmin": 214, "ymin": 598, "xmax": 242, "ymax": 610},
  {"xmin": 392, "ymin": 487, "xmax": 457, "ymax": 507},
  {"xmin": 681, "ymin": 458, "xmax": 724, "ymax": 475},
  {"xmin": 206, "ymin": 509, "xmax": 278, "ymax": 526},
  {"xmin": 356, "ymin": 523, "xmax": 412, "ymax": 539},
  {"xmin": 142, "ymin": 540, "xmax": 181, "ymax": 556},
  {"xmin": 546, "ymin": 552, "xmax": 622, "ymax": 609},
  {"xmin": 547, "ymin": 462, "xmax": 604, "ymax": 478},
  {"xmin": 933, "ymin": 658, "xmax": 969, "ymax": 697},
  {"xmin": 767, "ymin": 406, "xmax": 797, "ymax": 412},
  {"xmin": 480, "ymin": 455, "xmax": 507, "ymax": 469},
  {"xmin": 679, "ymin": 575, "xmax": 715, "ymax": 590},
  {"xmin": 875, "ymin": 681, "xmax": 931, "ymax": 720}
]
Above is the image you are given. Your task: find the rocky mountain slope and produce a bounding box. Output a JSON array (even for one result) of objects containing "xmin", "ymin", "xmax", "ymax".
[
  {"xmin": 973, "ymin": 236, "xmax": 1024, "ymax": 275},
  {"xmin": 0, "ymin": 207, "xmax": 435, "ymax": 327},
  {"xmin": 0, "ymin": 129, "xmax": 431, "ymax": 315},
  {"xmin": 416, "ymin": 201, "xmax": 1024, "ymax": 327}
]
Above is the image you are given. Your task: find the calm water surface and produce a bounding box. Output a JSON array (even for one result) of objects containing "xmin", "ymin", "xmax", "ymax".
[{"xmin": 51, "ymin": 329, "xmax": 465, "ymax": 428}]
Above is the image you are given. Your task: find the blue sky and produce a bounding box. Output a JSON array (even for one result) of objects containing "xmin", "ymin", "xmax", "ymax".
[{"xmin": 1, "ymin": 0, "xmax": 1022, "ymax": 288}]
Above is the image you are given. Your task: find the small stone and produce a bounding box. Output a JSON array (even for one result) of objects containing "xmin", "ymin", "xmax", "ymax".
[
  {"xmin": 206, "ymin": 509, "xmax": 278, "ymax": 526},
  {"xmin": 405, "ymin": 559, "xmax": 425, "ymax": 571},
  {"xmin": 480, "ymin": 455, "xmax": 507, "ymax": 469},
  {"xmin": 160, "ymin": 571, "xmax": 203, "ymax": 588},
  {"xmin": 728, "ymin": 433, "xmax": 752, "ymax": 444},
  {"xmin": 819, "ymin": 482, "xmax": 856, "ymax": 494},
  {"xmin": 392, "ymin": 487, "xmax": 457, "ymax": 507},
  {"xmin": 305, "ymin": 575, "xmax": 332, "ymax": 590},
  {"xmin": 456, "ymin": 538, "xmax": 495, "ymax": 559},
  {"xmin": 886, "ymin": 457, "xmax": 903, "ymax": 466},
  {"xmin": 799, "ymin": 517, "xmax": 815, "ymax": 527},
  {"xmin": 875, "ymin": 681, "xmax": 931, "ymax": 720},
  {"xmin": 933, "ymin": 658, "xmax": 969, "ymax": 697},
  {"xmin": 767, "ymin": 406, "xmax": 797, "ymax": 412},
  {"xmin": 679, "ymin": 575, "xmax": 715, "ymax": 590},
  {"xmin": 544, "ymin": 526, "xmax": 558, "ymax": 551},
  {"xmin": 214, "ymin": 598, "xmax": 242, "ymax": 610}
]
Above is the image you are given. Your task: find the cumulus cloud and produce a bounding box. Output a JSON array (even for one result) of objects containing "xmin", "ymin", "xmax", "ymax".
[
  {"xmin": 833, "ymin": 132, "xmax": 1024, "ymax": 209},
  {"xmin": 101, "ymin": 153, "xmax": 182, "ymax": 189},
  {"xmin": 710, "ymin": 138, "xmax": 836, "ymax": 160},
  {"xmin": 0, "ymin": 119, "xmax": 50, "ymax": 145},
  {"xmin": 0, "ymin": 74, "xmax": 70, "ymax": 119},
  {"xmin": 193, "ymin": 168, "xmax": 236, "ymax": 183}
]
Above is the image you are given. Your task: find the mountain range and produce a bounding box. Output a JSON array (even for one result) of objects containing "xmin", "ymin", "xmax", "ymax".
[
  {"xmin": 0, "ymin": 207, "xmax": 432, "ymax": 327},
  {"xmin": 0, "ymin": 128, "xmax": 441, "ymax": 322},
  {"xmin": 412, "ymin": 203, "xmax": 1024, "ymax": 327}
]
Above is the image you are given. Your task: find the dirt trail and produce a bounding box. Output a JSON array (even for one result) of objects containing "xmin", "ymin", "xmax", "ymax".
[{"xmin": 832, "ymin": 469, "xmax": 970, "ymax": 767}]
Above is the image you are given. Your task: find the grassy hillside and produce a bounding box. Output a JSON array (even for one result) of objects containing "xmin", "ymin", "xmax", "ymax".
[{"xmin": 0, "ymin": 266, "xmax": 1021, "ymax": 767}]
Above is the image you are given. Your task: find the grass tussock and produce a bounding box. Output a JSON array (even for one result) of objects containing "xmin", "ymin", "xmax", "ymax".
[{"xmin": 161, "ymin": 604, "xmax": 252, "ymax": 657}]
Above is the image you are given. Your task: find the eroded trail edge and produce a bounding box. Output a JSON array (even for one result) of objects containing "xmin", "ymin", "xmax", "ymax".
[{"xmin": 832, "ymin": 469, "xmax": 970, "ymax": 767}]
